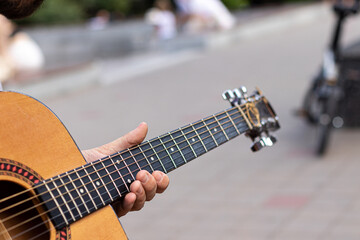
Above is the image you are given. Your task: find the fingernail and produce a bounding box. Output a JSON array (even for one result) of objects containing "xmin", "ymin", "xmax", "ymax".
[
  {"xmin": 137, "ymin": 185, "xmax": 142, "ymax": 194},
  {"xmin": 140, "ymin": 172, "xmax": 149, "ymax": 184},
  {"xmin": 154, "ymin": 172, "xmax": 164, "ymax": 183}
]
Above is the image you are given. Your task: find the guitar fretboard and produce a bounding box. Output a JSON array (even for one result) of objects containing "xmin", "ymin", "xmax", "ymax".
[{"xmin": 35, "ymin": 105, "xmax": 252, "ymax": 230}]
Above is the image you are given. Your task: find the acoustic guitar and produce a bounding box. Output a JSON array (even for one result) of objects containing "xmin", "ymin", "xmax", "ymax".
[{"xmin": 0, "ymin": 87, "xmax": 279, "ymax": 240}]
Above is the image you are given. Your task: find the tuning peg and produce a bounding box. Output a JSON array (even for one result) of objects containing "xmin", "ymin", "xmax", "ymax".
[
  {"xmin": 232, "ymin": 88, "xmax": 242, "ymax": 104},
  {"xmin": 239, "ymin": 86, "xmax": 248, "ymax": 98},
  {"xmin": 250, "ymin": 135, "xmax": 277, "ymax": 152},
  {"xmin": 233, "ymin": 88, "xmax": 242, "ymax": 98},
  {"xmin": 222, "ymin": 90, "xmax": 236, "ymax": 106}
]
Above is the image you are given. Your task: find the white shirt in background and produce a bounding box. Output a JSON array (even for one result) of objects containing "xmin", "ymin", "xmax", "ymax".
[
  {"xmin": 145, "ymin": 8, "xmax": 177, "ymax": 40},
  {"xmin": 175, "ymin": 0, "xmax": 235, "ymax": 30}
]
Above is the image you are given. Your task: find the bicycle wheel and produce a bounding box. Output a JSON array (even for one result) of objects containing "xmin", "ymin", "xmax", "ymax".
[
  {"xmin": 315, "ymin": 91, "xmax": 339, "ymax": 156},
  {"xmin": 303, "ymin": 88, "xmax": 322, "ymax": 124},
  {"xmin": 316, "ymin": 112, "xmax": 332, "ymax": 156},
  {"xmin": 302, "ymin": 75, "xmax": 325, "ymax": 124}
]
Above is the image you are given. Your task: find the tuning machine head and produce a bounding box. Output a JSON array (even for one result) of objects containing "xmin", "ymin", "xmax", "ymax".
[
  {"xmin": 250, "ymin": 134, "xmax": 277, "ymax": 152},
  {"xmin": 246, "ymin": 116, "xmax": 280, "ymax": 152},
  {"xmin": 223, "ymin": 86, "xmax": 249, "ymax": 106},
  {"xmin": 223, "ymin": 86, "xmax": 280, "ymax": 152},
  {"xmin": 222, "ymin": 89, "xmax": 236, "ymax": 106}
]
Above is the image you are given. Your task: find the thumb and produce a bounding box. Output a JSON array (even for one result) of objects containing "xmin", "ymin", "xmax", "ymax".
[{"xmin": 83, "ymin": 122, "xmax": 148, "ymax": 162}]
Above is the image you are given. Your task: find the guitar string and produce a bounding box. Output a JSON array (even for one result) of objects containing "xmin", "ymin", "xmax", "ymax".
[
  {"xmin": 2, "ymin": 105, "xmax": 260, "ymax": 235},
  {"xmin": 0, "ymin": 103, "xmax": 250, "ymax": 219},
  {"xmin": 1, "ymin": 109, "xmax": 252, "ymax": 230},
  {"xmin": 0, "ymin": 103, "xmax": 252, "ymax": 207},
  {"xmin": 2, "ymin": 99, "xmax": 269, "ymax": 233},
  {"xmin": 0, "ymin": 106, "xmax": 253, "ymax": 225},
  {"xmin": 14, "ymin": 118, "xmax": 246, "ymax": 240},
  {"xmin": 2, "ymin": 114, "xmax": 253, "ymax": 238},
  {"xmin": 6, "ymin": 114, "xmax": 249, "ymax": 240}
]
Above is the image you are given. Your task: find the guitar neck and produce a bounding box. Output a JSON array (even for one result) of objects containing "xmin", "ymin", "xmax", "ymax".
[{"xmin": 35, "ymin": 104, "xmax": 253, "ymax": 230}]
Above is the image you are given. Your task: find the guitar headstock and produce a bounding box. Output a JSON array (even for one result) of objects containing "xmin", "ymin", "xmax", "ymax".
[{"xmin": 223, "ymin": 87, "xmax": 280, "ymax": 152}]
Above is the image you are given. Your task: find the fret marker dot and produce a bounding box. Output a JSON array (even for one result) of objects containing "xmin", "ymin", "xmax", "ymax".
[
  {"xmin": 192, "ymin": 138, "xmax": 195, "ymax": 142},
  {"xmin": 171, "ymin": 148, "xmax": 174, "ymax": 152},
  {"xmin": 96, "ymin": 181, "xmax": 100, "ymax": 186},
  {"xmin": 79, "ymin": 188, "xmax": 84, "ymax": 194},
  {"xmin": 150, "ymin": 157, "xmax": 155, "ymax": 161},
  {"xmin": 127, "ymin": 179, "xmax": 131, "ymax": 184},
  {"xmin": 116, "ymin": 160, "xmax": 120, "ymax": 164}
]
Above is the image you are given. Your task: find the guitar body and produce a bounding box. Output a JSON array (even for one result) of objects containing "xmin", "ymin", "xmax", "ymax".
[{"xmin": 0, "ymin": 92, "xmax": 127, "ymax": 240}]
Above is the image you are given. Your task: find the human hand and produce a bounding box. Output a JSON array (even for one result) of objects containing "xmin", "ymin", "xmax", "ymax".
[{"xmin": 82, "ymin": 122, "xmax": 170, "ymax": 217}]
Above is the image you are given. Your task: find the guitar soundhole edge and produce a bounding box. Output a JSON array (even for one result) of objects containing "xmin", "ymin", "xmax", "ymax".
[
  {"xmin": 0, "ymin": 181, "xmax": 50, "ymax": 240},
  {"xmin": 0, "ymin": 158, "xmax": 70, "ymax": 240}
]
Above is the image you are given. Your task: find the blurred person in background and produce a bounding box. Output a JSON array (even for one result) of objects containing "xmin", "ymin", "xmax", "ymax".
[
  {"xmin": 0, "ymin": 15, "xmax": 15, "ymax": 84},
  {"xmin": 0, "ymin": 0, "xmax": 169, "ymax": 218},
  {"xmin": 175, "ymin": 0, "xmax": 236, "ymax": 34},
  {"xmin": 88, "ymin": 9, "xmax": 111, "ymax": 31},
  {"xmin": 145, "ymin": 0, "xmax": 177, "ymax": 40},
  {"xmin": 0, "ymin": 14, "xmax": 44, "ymax": 84}
]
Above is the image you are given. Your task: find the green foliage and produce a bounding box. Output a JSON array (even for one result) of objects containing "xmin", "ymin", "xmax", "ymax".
[
  {"xmin": 17, "ymin": 0, "xmax": 132, "ymax": 25},
  {"xmin": 221, "ymin": 0, "xmax": 249, "ymax": 9},
  {"xmin": 19, "ymin": 0, "xmax": 85, "ymax": 25},
  {"xmin": 78, "ymin": 0, "xmax": 131, "ymax": 15}
]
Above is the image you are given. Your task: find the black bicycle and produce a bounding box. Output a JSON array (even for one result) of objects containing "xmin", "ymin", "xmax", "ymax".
[{"xmin": 300, "ymin": 0, "xmax": 360, "ymax": 156}]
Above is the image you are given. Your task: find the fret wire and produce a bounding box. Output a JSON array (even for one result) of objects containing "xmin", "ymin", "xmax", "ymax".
[
  {"xmin": 158, "ymin": 136, "xmax": 177, "ymax": 169},
  {"xmin": 92, "ymin": 162, "xmax": 113, "ymax": 202},
  {"xmin": 201, "ymin": 118, "xmax": 219, "ymax": 146},
  {"xmin": 111, "ymin": 155, "xmax": 128, "ymax": 194},
  {"xmin": 43, "ymin": 180, "xmax": 69, "ymax": 225},
  {"xmin": 67, "ymin": 171, "xmax": 90, "ymax": 214},
  {"xmin": 82, "ymin": 165, "xmax": 106, "ymax": 206},
  {"xmin": 58, "ymin": 175, "xmax": 83, "ymax": 218},
  {"xmin": 14, "ymin": 113, "xmax": 250, "ymax": 231},
  {"xmin": 5, "ymin": 106, "xmax": 253, "ymax": 228},
  {"xmin": 99, "ymin": 161, "xmax": 120, "ymax": 200},
  {"xmin": 225, "ymin": 110, "xmax": 240, "ymax": 135},
  {"xmin": 180, "ymin": 128, "xmax": 198, "ymax": 158},
  {"xmin": 53, "ymin": 179, "xmax": 77, "ymax": 221},
  {"xmin": 213, "ymin": 114, "xmax": 230, "ymax": 140},
  {"xmin": 74, "ymin": 168, "xmax": 97, "ymax": 210},
  {"xmin": 169, "ymin": 132, "xmax": 187, "ymax": 164},
  {"xmin": 139, "ymin": 145, "xmax": 155, "ymax": 172},
  {"xmin": 129, "ymin": 150, "xmax": 142, "ymax": 171},
  {"xmin": 191, "ymin": 123, "xmax": 208, "ymax": 151},
  {"xmin": 148, "ymin": 141, "xmax": 167, "ymax": 173},
  {"xmin": 119, "ymin": 154, "xmax": 136, "ymax": 180}
]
